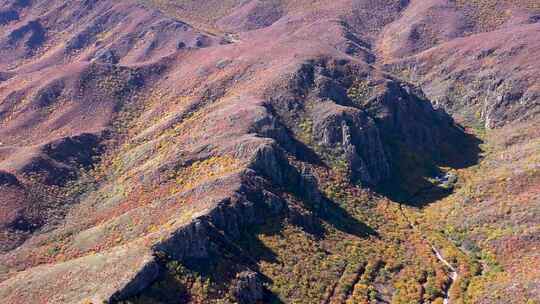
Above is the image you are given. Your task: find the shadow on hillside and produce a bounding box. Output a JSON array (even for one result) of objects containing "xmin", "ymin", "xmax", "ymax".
[
  {"xmin": 375, "ymin": 124, "xmax": 483, "ymax": 208},
  {"xmin": 121, "ymin": 223, "xmax": 285, "ymax": 304},
  {"xmin": 132, "ymin": 185, "xmax": 376, "ymax": 304},
  {"xmin": 440, "ymin": 125, "xmax": 484, "ymax": 169},
  {"xmin": 256, "ymin": 104, "xmax": 377, "ymax": 236},
  {"xmin": 121, "ymin": 133, "xmax": 377, "ymax": 304},
  {"xmin": 290, "ymin": 192, "xmax": 378, "ymax": 239}
]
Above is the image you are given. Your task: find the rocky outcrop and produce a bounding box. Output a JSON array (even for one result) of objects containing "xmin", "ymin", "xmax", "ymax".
[
  {"xmin": 0, "ymin": 0, "xmax": 515, "ymax": 302},
  {"xmin": 154, "ymin": 219, "xmax": 212, "ymax": 260},
  {"xmin": 230, "ymin": 270, "xmax": 264, "ymax": 304},
  {"xmin": 154, "ymin": 139, "xmax": 325, "ymax": 259},
  {"xmin": 249, "ymin": 141, "xmax": 326, "ymax": 205},
  {"xmin": 311, "ymin": 102, "xmax": 390, "ymax": 185},
  {"xmin": 265, "ymin": 60, "xmax": 463, "ymax": 187},
  {"xmin": 361, "ymin": 80, "xmax": 457, "ymax": 157}
]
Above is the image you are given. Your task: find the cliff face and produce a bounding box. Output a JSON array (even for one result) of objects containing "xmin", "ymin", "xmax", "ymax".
[{"xmin": 0, "ymin": 0, "xmax": 538, "ymax": 303}]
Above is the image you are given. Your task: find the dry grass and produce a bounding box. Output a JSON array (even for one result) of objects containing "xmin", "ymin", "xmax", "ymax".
[{"xmin": 456, "ymin": 0, "xmax": 540, "ymax": 31}]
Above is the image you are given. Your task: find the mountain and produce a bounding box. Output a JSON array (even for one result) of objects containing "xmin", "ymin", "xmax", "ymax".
[{"xmin": 0, "ymin": 0, "xmax": 538, "ymax": 303}]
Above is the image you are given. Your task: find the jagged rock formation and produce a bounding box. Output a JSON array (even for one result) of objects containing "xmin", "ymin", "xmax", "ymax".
[
  {"xmin": 0, "ymin": 0, "xmax": 538, "ymax": 303},
  {"xmin": 229, "ymin": 271, "xmax": 264, "ymax": 304}
]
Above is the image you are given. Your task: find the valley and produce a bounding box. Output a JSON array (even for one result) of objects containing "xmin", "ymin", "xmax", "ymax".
[{"xmin": 0, "ymin": 1, "xmax": 538, "ymax": 303}]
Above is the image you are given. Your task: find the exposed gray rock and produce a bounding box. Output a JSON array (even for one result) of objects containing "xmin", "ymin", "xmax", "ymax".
[
  {"xmin": 109, "ymin": 256, "xmax": 161, "ymax": 303},
  {"xmin": 361, "ymin": 80, "xmax": 452, "ymax": 156},
  {"xmin": 261, "ymin": 190, "xmax": 286, "ymax": 215},
  {"xmin": 230, "ymin": 270, "xmax": 264, "ymax": 304},
  {"xmin": 250, "ymin": 142, "xmax": 290, "ymax": 186},
  {"xmin": 249, "ymin": 140, "xmax": 327, "ymax": 204},
  {"xmin": 265, "ymin": 60, "xmax": 461, "ymax": 187},
  {"xmin": 153, "ymin": 219, "xmax": 211, "ymax": 260},
  {"xmin": 311, "ymin": 103, "xmax": 390, "ymax": 185}
]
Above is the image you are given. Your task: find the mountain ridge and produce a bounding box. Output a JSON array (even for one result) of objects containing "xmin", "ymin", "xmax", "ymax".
[{"xmin": 0, "ymin": 0, "xmax": 538, "ymax": 303}]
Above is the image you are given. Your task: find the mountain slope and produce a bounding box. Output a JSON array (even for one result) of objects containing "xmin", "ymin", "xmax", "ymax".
[{"xmin": 0, "ymin": 1, "xmax": 538, "ymax": 303}]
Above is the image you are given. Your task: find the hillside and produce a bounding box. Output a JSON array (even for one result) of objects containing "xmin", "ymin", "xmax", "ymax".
[{"xmin": 0, "ymin": 1, "xmax": 538, "ymax": 303}]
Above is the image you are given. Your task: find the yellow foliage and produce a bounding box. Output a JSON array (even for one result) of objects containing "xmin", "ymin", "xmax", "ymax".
[{"xmin": 170, "ymin": 155, "xmax": 243, "ymax": 194}]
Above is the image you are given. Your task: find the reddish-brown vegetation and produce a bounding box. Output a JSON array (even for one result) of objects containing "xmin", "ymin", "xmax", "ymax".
[{"xmin": 0, "ymin": 0, "xmax": 538, "ymax": 303}]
